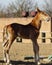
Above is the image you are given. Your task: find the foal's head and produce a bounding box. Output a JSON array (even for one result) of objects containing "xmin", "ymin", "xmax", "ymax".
[
  {"xmin": 31, "ymin": 8, "xmax": 51, "ymax": 30},
  {"xmin": 37, "ymin": 8, "xmax": 51, "ymax": 22}
]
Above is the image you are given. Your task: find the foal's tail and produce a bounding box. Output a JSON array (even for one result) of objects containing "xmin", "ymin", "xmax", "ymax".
[{"xmin": 2, "ymin": 26, "xmax": 8, "ymax": 47}]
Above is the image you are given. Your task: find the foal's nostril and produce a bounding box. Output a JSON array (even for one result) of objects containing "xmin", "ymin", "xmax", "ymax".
[
  {"xmin": 47, "ymin": 18, "xmax": 50, "ymax": 22},
  {"xmin": 47, "ymin": 19, "xmax": 49, "ymax": 22}
]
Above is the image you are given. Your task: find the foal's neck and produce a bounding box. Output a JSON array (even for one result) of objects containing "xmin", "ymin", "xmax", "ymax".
[{"xmin": 31, "ymin": 13, "xmax": 41, "ymax": 30}]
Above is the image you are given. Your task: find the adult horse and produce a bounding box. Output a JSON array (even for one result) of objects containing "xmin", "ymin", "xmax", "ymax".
[{"xmin": 2, "ymin": 8, "xmax": 51, "ymax": 65}]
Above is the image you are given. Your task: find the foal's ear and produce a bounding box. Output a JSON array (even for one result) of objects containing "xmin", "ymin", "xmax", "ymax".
[{"xmin": 37, "ymin": 8, "xmax": 41, "ymax": 12}]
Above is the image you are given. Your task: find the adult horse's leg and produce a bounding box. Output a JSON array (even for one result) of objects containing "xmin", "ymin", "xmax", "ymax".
[{"xmin": 31, "ymin": 36, "xmax": 40, "ymax": 65}]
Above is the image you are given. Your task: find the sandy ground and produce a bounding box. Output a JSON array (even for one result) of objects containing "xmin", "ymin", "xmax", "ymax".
[{"xmin": 0, "ymin": 41, "xmax": 52, "ymax": 65}]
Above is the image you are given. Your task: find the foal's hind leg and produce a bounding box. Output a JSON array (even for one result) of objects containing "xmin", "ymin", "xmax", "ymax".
[
  {"xmin": 2, "ymin": 26, "xmax": 16, "ymax": 65},
  {"xmin": 3, "ymin": 48, "xmax": 7, "ymax": 62},
  {"xmin": 5, "ymin": 34, "xmax": 15, "ymax": 65},
  {"xmin": 3, "ymin": 39, "xmax": 10, "ymax": 64},
  {"xmin": 3, "ymin": 36, "xmax": 15, "ymax": 65}
]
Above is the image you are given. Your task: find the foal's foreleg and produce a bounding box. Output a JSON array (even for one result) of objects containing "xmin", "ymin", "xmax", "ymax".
[{"xmin": 32, "ymin": 40, "xmax": 40, "ymax": 65}]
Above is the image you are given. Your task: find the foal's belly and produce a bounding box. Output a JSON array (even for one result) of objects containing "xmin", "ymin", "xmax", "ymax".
[
  {"xmin": 18, "ymin": 27, "xmax": 39, "ymax": 39},
  {"xmin": 20, "ymin": 28, "xmax": 30, "ymax": 39}
]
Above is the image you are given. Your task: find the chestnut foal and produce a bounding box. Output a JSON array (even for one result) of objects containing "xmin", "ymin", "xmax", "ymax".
[{"xmin": 2, "ymin": 8, "xmax": 51, "ymax": 65}]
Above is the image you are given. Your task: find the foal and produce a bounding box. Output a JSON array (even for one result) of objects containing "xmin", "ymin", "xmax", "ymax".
[{"xmin": 2, "ymin": 8, "xmax": 51, "ymax": 65}]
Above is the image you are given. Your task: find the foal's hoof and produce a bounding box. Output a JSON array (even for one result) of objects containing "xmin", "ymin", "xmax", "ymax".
[
  {"xmin": 6, "ymin": 63, "xmax": 12, "ymax": 65},
  {"xmin": 35, "ymin": 62, "xmax": 41, "ymax": 65},
  {"xmin": 4, "ymin": 58, "xmax": 7, "ymax": 62},
  {"xmin": 9, "ymin": 63, "xmax": 12, "ymax": 65},
  {"xmin": 38, "ymin": 62, "xmax": 41, "ymax": 65}
]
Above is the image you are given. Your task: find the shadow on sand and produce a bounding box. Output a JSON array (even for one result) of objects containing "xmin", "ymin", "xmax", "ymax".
[{"xmin": 0, "ymin": 60, "xmax": 52, "ymax": 65}]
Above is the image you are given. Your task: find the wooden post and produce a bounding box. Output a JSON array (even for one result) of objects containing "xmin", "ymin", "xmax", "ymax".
[{"xmin": 51, "ymin": 18, "xmax": 52, "ymax": 42}]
